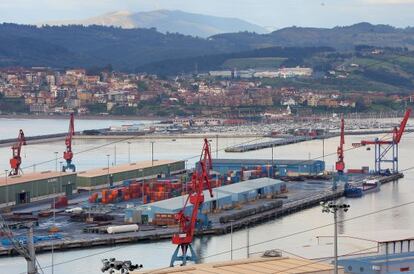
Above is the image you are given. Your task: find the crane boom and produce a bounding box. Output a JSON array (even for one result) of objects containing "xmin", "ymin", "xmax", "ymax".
[
  {"xmin": 360, "ymin": 109, "xmax": 411, "ymax": 146},
  {"xmin": 62, "ymin": 113, "xmax": 76, "ymax": 172},
  {"xmin": 394, "ymin": 108, "xmax": 411, "ymax": 144},
  {"xmin": 170, "ymin": 138, "xmax": 213, "ymax": 266},
  {"xmin": 9, "ymin": 129, "xmax": 26, "ymax": 176}
]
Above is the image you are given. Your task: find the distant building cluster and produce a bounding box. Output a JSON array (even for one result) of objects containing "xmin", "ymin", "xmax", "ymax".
[
  {"xmin": 208, "ymin": 67, "xmax": 313, "ymax": 79},
  {"xmin": 0, "ymin": 67, "xmax": 410, "ymax": 116}
]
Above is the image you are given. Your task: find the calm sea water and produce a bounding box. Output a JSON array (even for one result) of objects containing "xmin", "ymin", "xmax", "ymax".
[{"xmin": 0, "ymin": 118, "xmax": 414, "ymax": 274}]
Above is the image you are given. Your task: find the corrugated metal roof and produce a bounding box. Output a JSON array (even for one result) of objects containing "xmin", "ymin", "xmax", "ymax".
[
  {"xmin": 141, "ymin": 189, "xmax": 232, "ymax": 212},
  {"xmin": 0, "ymin": 171, "xmax": 75, "ymax": 186},
  {"xmin": 240, "ymin": 177, "xmax": 283, "ymax": 189},
  {"xmin": 215, "ymin": 178, "xmax": 283, "ymax": 195},
  {"xmin": 138, "ymin": 257, "xmax": 341, "ymax": 274},
  {"xmin": 77, "ymin": 160, "xmax": 181, "ymax": 178},
  {"xmin": 140, "ymin": 178, "xmax": 282, "ymax": 212},
  {"xmin": 213, "ymin": 159, "xmax": 322, "ymax": 166}
]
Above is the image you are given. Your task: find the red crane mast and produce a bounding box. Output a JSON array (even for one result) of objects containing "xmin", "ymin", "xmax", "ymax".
[
  {"xmin": 62, "ymin": 113, "xmax": 76, "ymax": 172},
  {"xmin": 354, "ymin": 108, "xmax": 411, "ymax": 174},
  {"xmin": 335, "ymin": 117, "xmax": 345, "ymax": 174},
  {"xmin": 170, "ymin": 138, "xmax": 213, "ymax": 266},
  {"xmin": 9, "ymin": 129, "xmax": 26, "ymax": 176}
]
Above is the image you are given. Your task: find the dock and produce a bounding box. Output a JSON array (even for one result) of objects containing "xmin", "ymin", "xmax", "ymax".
[
  {"xmin": 0, "ymin": 173, "xmax": 404, "ymax": 256},
  {"xmin": 225, "ymin": 129, "xmax": 414, "ymax": 153},
  {"xmin": 0, "ymin": 185, "xmax": 344, "ymax": 256},
  {"xmin": 225, "ymin": 136, "xmax": 321, "ymax": 152}
]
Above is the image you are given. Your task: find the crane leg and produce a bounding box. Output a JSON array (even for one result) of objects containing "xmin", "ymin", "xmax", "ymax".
[
  {"xmin": 170, "ymin": 245, "xmax": 181, "ymax": 267},
  {"xmin": 170, "ymin": 244, "xmax": 198, "ymax": 267}
]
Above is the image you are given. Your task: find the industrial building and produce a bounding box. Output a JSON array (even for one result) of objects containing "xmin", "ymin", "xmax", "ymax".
[
  {"xmin": 138, "ymin": 256, "xmax": 342, "ymax": 274},
  {"xmin": 140, "ymin": 178, "xmax": 285, "ymax": 221},
  {"xmin": 76, "ymin": 160, "xmax": 185, "ymax": 189},
  {"xmin": 0, "ymin": 171, "xmax": 77, "ymax": 205},
  {"xmin": 338, "ymin": 231, "xmax": 414, "ymax": 274},
  {"xmin": 212, "ymin": 158, "xmax": 325, "ymax": 176},
  {"xmin": 338, "ymin": 252, "xmax": 414, "ymax": 274}
]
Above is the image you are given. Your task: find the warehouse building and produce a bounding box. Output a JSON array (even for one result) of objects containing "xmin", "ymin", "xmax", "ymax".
[
  {"xmin": 140, "ymin": 178, "xmax": 285, "ymax": 221},
  {"xmin": 139, "ymin": 189, "xmax": 233, "ymax": 221},
  {"xmin": 76, "ymin": 160, "xmax": 185, "ymax": 189},
  {"xmin": 212, "ymin": 158, "xmax": 325, "ymax": 176},
  {"xmin": 0, "ymin": 171, "xmax": 77, "ymax": 205}
]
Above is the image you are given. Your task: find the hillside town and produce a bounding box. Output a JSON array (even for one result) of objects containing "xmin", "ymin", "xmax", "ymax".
[{"xmin": 0, "ymin": 67, "xmax": 413, "ymax": 117}]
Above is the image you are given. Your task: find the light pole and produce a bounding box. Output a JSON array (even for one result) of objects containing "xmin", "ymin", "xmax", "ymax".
[
  {"xmin": 114, "ymin": 145, "xmax": 117, "ymax": 166},
  {"xmin": 216, "ymin": 134, "xmax": 218, "ymax": 158},
  {"xmin": 321, "ymin": 201, "xmax": 350, "ymax": 274},
  {"xmin": 230, "ymin": 220, "xmax": 234, "ymax": 260},
  {"xmin": 246, "ymin": 223, "xmax": 250, "ymax": 258},
  {"xmin": 127, "ymin": 142, "xmax": 131, "ymax": 164},
  {"xmin": 150, "ymin": 141, "xmax": 155, "ymax": 167},
  {"xmin": 322, "ymin": 138, "xmax": 325, "ymax": 162},
  {"xmin": 54, "ymin": 152, "xmax": 58, "ymax": 172},
  {"xmin": 106, "ymin": 154, "xmax": 110, "ymax": 186}
]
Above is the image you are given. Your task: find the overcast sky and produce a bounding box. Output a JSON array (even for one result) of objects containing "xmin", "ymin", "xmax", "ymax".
[{"xmin": 0, "ymin": 0, "xmax": 413, "ymax": 28}]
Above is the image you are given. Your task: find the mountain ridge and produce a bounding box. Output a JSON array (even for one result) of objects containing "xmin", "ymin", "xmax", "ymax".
[{"xmin": 40, "ymin": 9, "xmax": 268, "ymax": 37}]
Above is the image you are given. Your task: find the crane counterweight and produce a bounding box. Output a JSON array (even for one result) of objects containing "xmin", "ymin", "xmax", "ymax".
[{"xmin": 9, "ymin": 129, "xmax": 26, "ymax": 176}]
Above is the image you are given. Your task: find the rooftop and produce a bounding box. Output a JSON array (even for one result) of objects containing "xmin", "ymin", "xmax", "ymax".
[
  {"xmin": 0, "ymin": 171, "xmax": 75, "ymax": 186},
  {"xmin": 343, "ymin": 230, "xmax": 414, "ymax": 244},
  {"xmin": 77, "ymin": 160, "xmax": 181, "ymax": 178},
  {"xmin": 215, "ymin": 177, "xmax": 283, "ymax": 195},
  {"xmin": 140, "ymin": 178, "xmax": 282, "ymax": 211},
  {"xmin": 138, "ymin": 257, "xmax": 342, "ymax": 274}
]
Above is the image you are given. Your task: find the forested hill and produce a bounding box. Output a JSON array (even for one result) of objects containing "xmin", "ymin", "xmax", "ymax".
[
  {"xmin": 0, "ymin": 24, "xmax": 244, "ymax": 71},
  {"xmin": 211, "ymin": 23, "xmax": 414, "ymax": 50},
  {"xmin": 1, "ymin": 23, "xmax": 414, "ymax": 73}
]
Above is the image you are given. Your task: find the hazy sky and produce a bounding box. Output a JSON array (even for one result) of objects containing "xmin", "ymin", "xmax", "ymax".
[{"xmin": 0, "ymin": 0, "xmax": 413, "ymax": 28}]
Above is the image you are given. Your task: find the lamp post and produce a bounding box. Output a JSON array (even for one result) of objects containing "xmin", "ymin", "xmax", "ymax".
[
  {"xmin": 230, "ymin": 220, "xmax": 234, "ymax": 260},
  {"xmin": 150, "ymin": 141, "xmax": 155, "ymax": 167},
  {"xmin": 106, "ymin": 154, "xmax": 110, "ymax": 186},
  {"xmin": 127, "ymin": 142, "xmax": 131, "ymax": 164},
  {"xmin": 216, "ymin": 134, "xmax": 218, "ymax": 158},
  {"xmin": 114, "ymin": 145, "xmax": 117, "ymax": 166},
  {"xmin": 321, "ymin": 201, "xmax": 350, "ymax": 274},
  {"xmin": 322, "ymin": 138, "xmax": 325, "ymax": 162},
  {"xmin": 246, "ymin": 223, "xmax": 250, "ymax": 258},
  {"xmin": 54, "ymin": 152, "xmax": 58, "ymax": 172}
]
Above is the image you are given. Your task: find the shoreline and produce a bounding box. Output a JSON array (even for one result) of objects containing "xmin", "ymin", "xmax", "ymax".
[{"xmin": 0, "ymin": 114, "xmax": 165, "ymax": 121}]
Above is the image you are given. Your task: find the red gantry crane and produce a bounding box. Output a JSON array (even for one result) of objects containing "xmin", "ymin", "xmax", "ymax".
[
  {"xmin": 9, "ymin": 129, "xmax": 26, "ymax": 176},
  {"xmin": 353, "ymin": 108, "xmax": 411, "ymax": 174},
  {"xmin": 170, "ymin": 138, "xmax": 213, "ymax": 267},
  {"xmin": 335, "ymin": 116, "xmax": 345, "ymax": 174},
  {"xmin": 62, "ymin": 113, "xmax": 76, "ymax": 172}
]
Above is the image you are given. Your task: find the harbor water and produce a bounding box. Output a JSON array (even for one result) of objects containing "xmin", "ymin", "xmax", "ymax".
[{"xmin": 0, "ymin": 118, "xmax": 413, "ymax": 274}]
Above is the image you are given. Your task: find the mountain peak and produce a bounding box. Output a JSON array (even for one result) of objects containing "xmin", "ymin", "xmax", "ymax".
[{"xmin": 40, "ymin": 9, "xmax": 267, "ymax": 37}]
